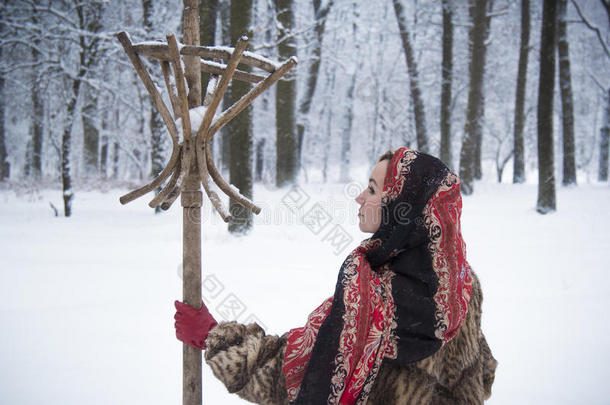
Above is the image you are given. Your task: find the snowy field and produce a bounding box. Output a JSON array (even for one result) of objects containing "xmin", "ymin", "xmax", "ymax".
[{"xmin": 1, "ymin": 179, "xmax": 609, "ymax": 404}]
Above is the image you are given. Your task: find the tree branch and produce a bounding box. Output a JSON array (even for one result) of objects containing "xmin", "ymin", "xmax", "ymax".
[{"xmin": 570, "ymin": 0, "xmax": 610, "ymax": 59}]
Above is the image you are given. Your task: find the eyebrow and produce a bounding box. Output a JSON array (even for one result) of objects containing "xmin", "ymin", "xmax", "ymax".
[{"xmin": 369, "ymin": 178, "xmax": 377, "ymax": 187}]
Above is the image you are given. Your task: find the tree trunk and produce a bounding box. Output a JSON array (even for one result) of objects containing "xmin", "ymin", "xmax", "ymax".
[
  {"xmin": 199, "ymin": 0, "xmax": 218, "ymax": 45},
  {"xmin": 440, "ymin": 0, "xmax": 453, "ymax": 168},
  {"xmin": 78, "ymin": 1, "xmax": 102, "ymax": 180},
  {"xmin": 0, "ymin": 15, "xmax": 7, "ymax": 181},
  {"xmin": 82, "ymin": 85, "xmax": 99, "ymax": 175},
  {"xmin": 474, "ymin": 0, "xmax": 492, "ymax": 180},
  {"xmin": 274, "ymin": 0, "xmax": 297, "ymax": 187},
  {"xmin": 255, "ymin": 138, "xmax": 265, "ymax": 182},
  {"xmin": 392, "ymin": 0, "xmax": 428, "ymax": 153},
  {"xmin": 340, "ymin": 73, "xmax": 356, "ymax": 182},
  {"xmin": 199, "ymin": 0, "xmax": 218, "ymax": 81},
  {"xmin": 112, "ymin": 140, "xmax": 120, "ymax": 180},
  {"xmin": 220, "ymin": 0, "xmax": 231, "ymax": 174},
  {"xmin": 557, "ymin": 0, "xmax": 576, "ymax": 186},
  {"xmin": 100, "ymin": 117, "xmax": 108, "ymax": 181},
  {"xmin": 296, "ymin": 0, "xmax": 333, "ymax": 175},
  {"xmin": 29, "ymin": 23, "xmax": 44, "ymax": 180},
  {"xmin": 459, "ymin": 0, "xmax": 488, "ymax": 195},
  {"xmin": 150, "ymin": 104, "xmax": 165, "ymax": 211},
  {"xmin": 228, "ymin": 0, "xmax": 254, "ymax": 233},
  {"xmin": 513, "ymin": 0, "xmax": 530, "ymax": 183},
  {"xmin": 61, "ymin": 3, "xmax": 91, "ymax": 216},
  {"xmin": 100, "ymin": 110, "xmax": 109, "ymax": 177},
  {"xmin": 0, "ymin": 84, "xmax": 6, "ymax": 181},
  {"xmin": 143, "ymin": 0, "xmax": 167, "ymax": 213},
  {"xmin": 599, "ymin": 88, "xmax": 609, "ymax": 182},
  {"xmin": 199, "ymin": 0, "xmax": 218, "ymax": 161},
  {"xmin": 322, "ymin": 65, "xmax": 336, "ymax": 183},
  {"xmin": 31, "ymin": 81, "xmax": 44, "ymax": 179},
  {"xmin": 536, "ymin": 0, "xmax": 557, "ymax": 214},
  {"xmin": 62, "ymin": 75, "xmax": 82, "ymax": 217}
]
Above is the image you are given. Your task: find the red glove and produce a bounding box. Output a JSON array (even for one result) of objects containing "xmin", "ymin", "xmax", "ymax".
[{"xmin": 174, "ymin": 299, "xmax": 218, "ymax": 350}]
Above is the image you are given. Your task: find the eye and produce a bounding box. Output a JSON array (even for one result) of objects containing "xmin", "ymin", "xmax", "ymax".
[{"xmin": 368, "ymin": 186, "xmax": 375, "ymax": 194}]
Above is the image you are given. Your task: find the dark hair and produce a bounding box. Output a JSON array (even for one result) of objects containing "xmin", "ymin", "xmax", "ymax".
[{"xmin": 376, "ymin": 150, "xmax": 394, "ymax": 163}]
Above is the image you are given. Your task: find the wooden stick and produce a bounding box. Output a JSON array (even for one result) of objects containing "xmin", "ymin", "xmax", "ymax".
[
  {"xmin": 195, "ymin": 138, "xmax": 231, "ymax": 222},
  {"xmin": 148, "ymin": 147, "xmax": 182, "ymax": 208},
  {"xmin": 119, "ymin": 148, "xmax": 180, "ymax": 205},
  {"xmin": 132, "ymin": 43, "xmax": 278, "ymax": 72},
  {"xmin": 204, "ymin": 135, "xmax": 261, "ymax": 214},
  {"xmin": 160, "ymin": 184, "xmax": 181, "ymax": 210},
  {"xmin": 200, "ymin": 60, "xmax": 263, "ymax": 84},
  {"xmin": 159, "ymin": 154, "xmax": 190, "ymax": 211},
  {"xmin": 180, "ymin": 5, "xmax": 203, "ymax": 405},
  {"xmin": 117, "ymin": 32, "xmax": 179, "ymax": 144},
  {"xmin": 182, "ymin": 45, "xmax": 278, "ymax": 72},
  {"xmin": 196, "ymin": 36, "xmax": 248, "ymax": 143},
  {"xmin": 197, "ymin": 56, "xmax": 297, "ymax": 215},
  {"xmin": 161, "ymin": 60, "xmax": 181, "ymax": 119},
  {"xmin": 132, "ymin": 43, "xmax": 171, "ymax": 60},
  {"xmin": 207, "ymin": 57, "xmax": 297, "ymax": 139},
  {"xmin": 199, "ymin": 73, "xmax": 231, "ymax": 220},
  {"xmin": 167, "ymin": 34, "xmax": 192, "ymax": 142}
]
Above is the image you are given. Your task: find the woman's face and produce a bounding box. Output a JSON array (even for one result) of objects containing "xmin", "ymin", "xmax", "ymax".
[{"xmin": 355, "ymin": 159, "xmax": 389, "ymax": 233}]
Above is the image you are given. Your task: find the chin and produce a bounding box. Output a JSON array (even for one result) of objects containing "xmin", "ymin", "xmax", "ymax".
[{"xmin": 358, "ymin": 223, "xmax": 372, "ymax": 233}]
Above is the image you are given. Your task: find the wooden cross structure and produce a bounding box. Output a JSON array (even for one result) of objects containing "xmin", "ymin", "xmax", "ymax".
[
  {"xmin": 117, "ymin": 32, "xmax": 296, "ymax": 216},
  {"xmin": 115, "ymin": 21, "xmax": 296, "ymax": 405}
]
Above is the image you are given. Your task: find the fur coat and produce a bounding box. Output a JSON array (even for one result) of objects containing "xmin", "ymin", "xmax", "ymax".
[{"xmin": 204, "ymin": 271, "xmax": 497, "ymax": 405}]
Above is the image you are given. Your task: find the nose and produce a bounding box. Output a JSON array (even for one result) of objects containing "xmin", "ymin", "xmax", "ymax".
[{"xmin": 355, "ymin": 190, "xmax": 364, "ymax": 206}]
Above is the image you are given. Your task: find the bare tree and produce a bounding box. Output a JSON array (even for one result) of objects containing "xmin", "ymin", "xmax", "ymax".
[
  {"xmin": 600, "ymin": 88, "xmax": 609, "ymax": 181},
  {"xmin": 197, "ymin": 0, "xmax": 219, "ymax": 172},
  {"xmin": 536, "ymin": 0, "xmax": 557, "ymax": 214},
  {"xmin": 513, "ymin": 0, "xmax": 530, "ymax": 183},
  {"xmin": 474, "ymin": 0, "xmax": 493, "ymax": 180},
  {"xmin": 339, "ymin": 2, "xmax": 361, "ymax": 182},
  {"xmin": 58, "ymin": 1, "xmax": 104, "ymax": 216},
  {"xmin": 0, "ymin": 40, "xmax": 6, "ymax": 181},
  {"xmin": 82, "ymin": 85, "xmax": 100, "ymax": 175},
  {"xmin": 274, "ymin": 0, "xmax": 298, "ymax": 187},
  {"xmin": 228, "ymin": 0, "xmax": 254, "ymax": 233},
  {"xmin": 199, "ymin": 0, "xmax": 218, "ymax": 69},
  {"xmin": 557, "ymin": 0, "xmax": 577, "ymax": 186},
  {"xmin": 440, "ymin": 0, "xmax": 453, "ymax": 168},
  {"xmin": 219, "ymin": 0, "xmax": 231, "ymax": 174},
  {"xmin": 570, "ymin": 0, "xmax": 610, "ymax": 60},
  {"xmin": 296, "ymin": 0, "xmax": 333, "ymax": 175},
  {"xmin": 29, "ymin": 9, "xmax": 43, "ymax": 179},
  {"xmin": 459, "ymin": 0, "xmax": 488, "ymax": 195},
  {"xmin": 392, "ymin": 0, "xmax": 428, "ymax": 153},
  {"xmin": 321, "ymin": 60, "xmax": 336, "ymax": 183},
  {"xmin": 142, "ymin": 0, "xmax": 168, "ymax": 213}
]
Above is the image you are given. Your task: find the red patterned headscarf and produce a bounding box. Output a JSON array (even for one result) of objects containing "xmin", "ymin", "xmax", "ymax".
[{"xmin": 282, "ymin": 147, "xmax": 473, "ymax": 404}]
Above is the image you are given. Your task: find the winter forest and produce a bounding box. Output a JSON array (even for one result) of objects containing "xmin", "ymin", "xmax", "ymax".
[
  {"xmin": 1, "ymin": 0, "xmax": 610, "ymax": 404},
  {"xmin": 1, "ymin": 0, "xmax": 608, "ymax": 227}
]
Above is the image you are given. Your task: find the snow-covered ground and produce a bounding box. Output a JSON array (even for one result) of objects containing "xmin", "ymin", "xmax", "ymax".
[{"xmin": 1, "ymin": 180, "xmax": 609, "ymax": 404}]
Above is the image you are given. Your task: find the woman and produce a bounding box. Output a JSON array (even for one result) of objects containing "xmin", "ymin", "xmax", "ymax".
[{"xmin": 174, "ymin": 147, "xmax": 497, "ymax": 404}]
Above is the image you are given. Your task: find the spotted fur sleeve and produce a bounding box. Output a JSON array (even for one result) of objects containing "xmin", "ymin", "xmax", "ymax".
[{"xmin": 204, "ymin": 321, "xmax": 289, "ymax": 405}]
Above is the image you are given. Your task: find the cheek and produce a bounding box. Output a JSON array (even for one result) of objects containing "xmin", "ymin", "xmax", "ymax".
[
  {"xmin": 366, "ymin": 196, "xmax": 382, "ymax": 210},
  {"xmin": 363, "ymin": 198, "xmax": 383, "ymax": 219}
]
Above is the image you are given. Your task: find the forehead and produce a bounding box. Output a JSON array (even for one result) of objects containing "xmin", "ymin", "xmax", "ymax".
[{"xmin": 370, "ymin": 160, "xmax": 389, "ymax": 185}]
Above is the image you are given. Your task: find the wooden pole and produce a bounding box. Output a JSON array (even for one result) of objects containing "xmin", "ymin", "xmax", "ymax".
[
  {"xmin": 181, "ymin": 2, "xmax": 203, "ymax": 405},
  {"xmin": 116, "ymin": 7, "xmax": 296, "ymax": 404}
]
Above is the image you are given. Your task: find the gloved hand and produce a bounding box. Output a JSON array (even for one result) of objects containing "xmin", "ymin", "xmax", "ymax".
[{"xmin": 174, "ymin": 299, "xmax": 218, "ymax": 350}]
